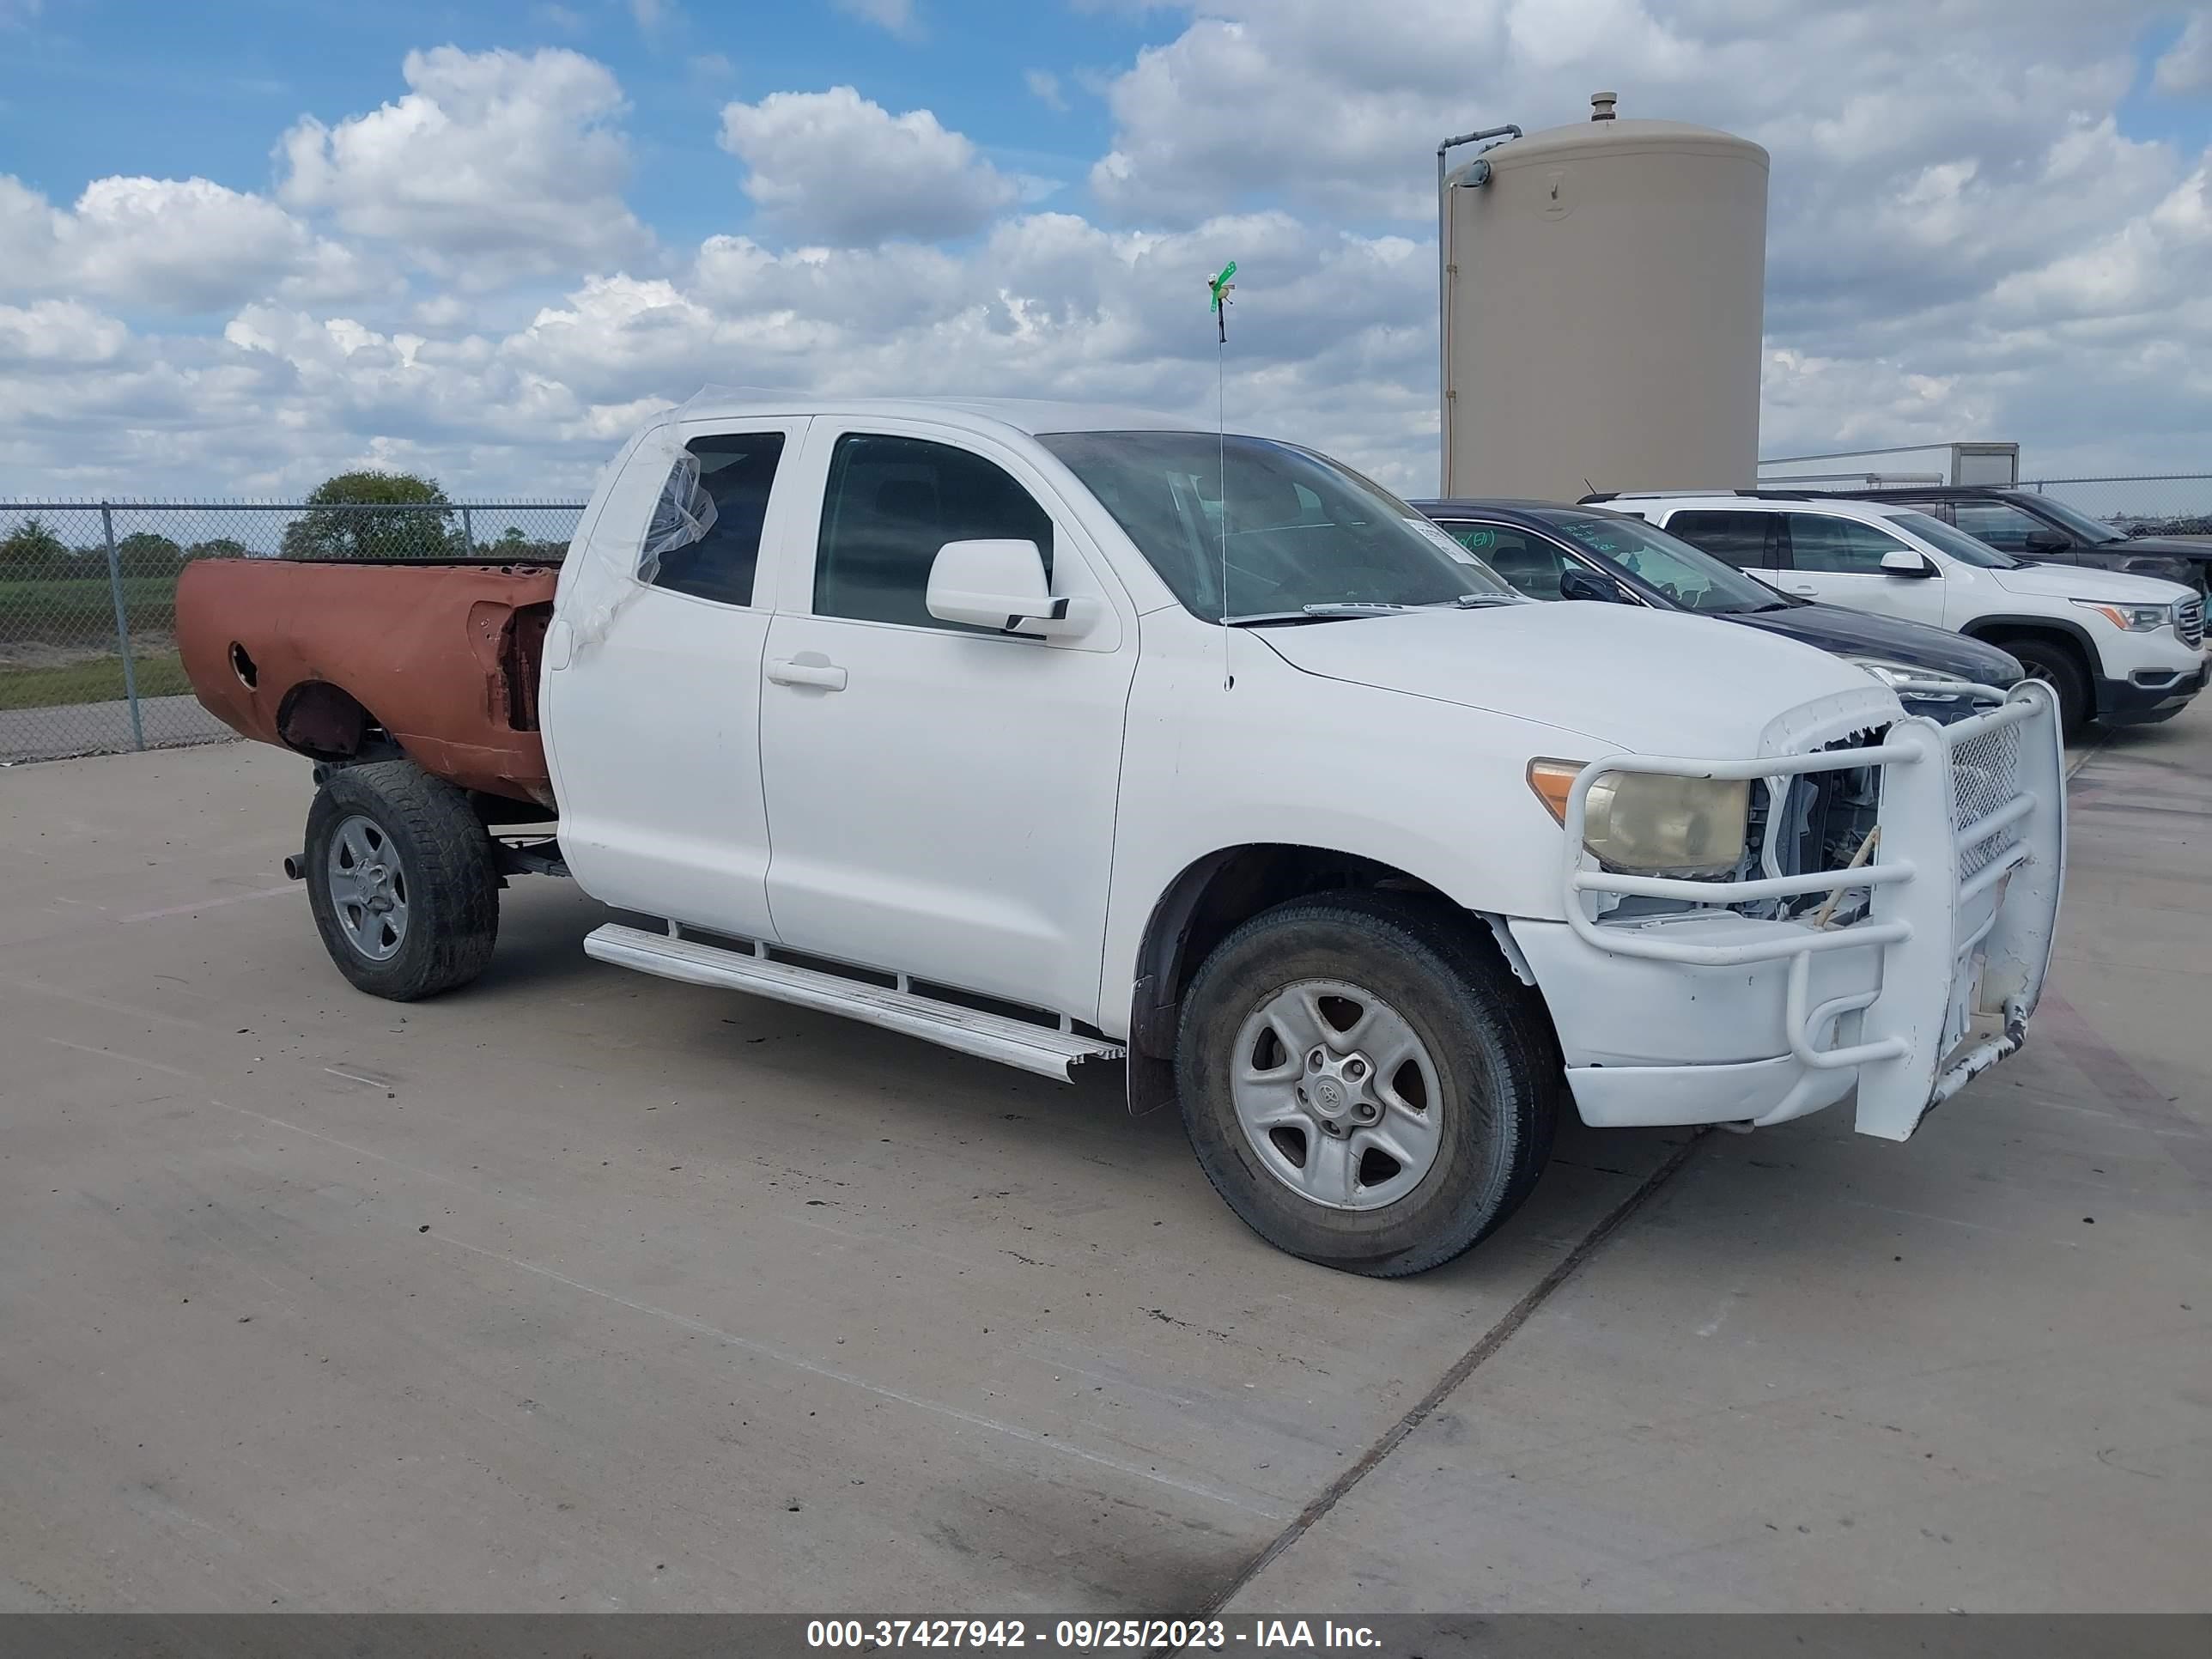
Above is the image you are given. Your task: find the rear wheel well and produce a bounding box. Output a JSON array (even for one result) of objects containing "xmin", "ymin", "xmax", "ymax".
[
  {"xmin": 276, "ymin": 681, "xmax": 400, "ymax": 763},
  {"xmin": 1126, "ymin": 845, "xmax": 1514, "ymax": 1112}
]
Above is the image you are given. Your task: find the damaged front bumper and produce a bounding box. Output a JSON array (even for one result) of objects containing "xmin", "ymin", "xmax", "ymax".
[{"xmin": 1510, "ymin": 683, "xmax": 2066, "ymax": 1141}]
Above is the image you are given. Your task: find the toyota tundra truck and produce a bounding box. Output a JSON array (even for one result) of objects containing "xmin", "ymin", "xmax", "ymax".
[{"xmin": 176, "ymin": 394, "xmax": 2067, "ymax": 1275}]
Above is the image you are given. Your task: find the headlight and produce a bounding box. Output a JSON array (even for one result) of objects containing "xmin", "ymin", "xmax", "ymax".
[
  {"xmin": 2072, "ymin": 598, "xmax": 2173, "ymax": 633},
  {"xmin": 1846, "ymin": 657, "xmax": 1968, "ymax": 698},
  {"xmin": 1528, "ymin": 760, "xmax": 1751, "ymax": 877}
]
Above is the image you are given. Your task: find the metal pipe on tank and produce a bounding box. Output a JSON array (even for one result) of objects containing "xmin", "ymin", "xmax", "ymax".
[{"xmin": 1437, "ymin": 124, "xmax": 1522, "ymax": 491}]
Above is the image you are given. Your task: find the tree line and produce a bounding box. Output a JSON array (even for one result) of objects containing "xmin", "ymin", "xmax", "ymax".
[{"xmin": 1, "ymin": 471, "xmax": 568, "ymax": 574}]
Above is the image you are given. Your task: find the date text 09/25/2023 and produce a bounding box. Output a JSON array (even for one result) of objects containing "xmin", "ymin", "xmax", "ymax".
[{"xmin": 806, "ymin": 1618, "xmax": 1384, "ymax": 1650}]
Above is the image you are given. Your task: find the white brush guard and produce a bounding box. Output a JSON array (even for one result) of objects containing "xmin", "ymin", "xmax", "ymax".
[{"xmin": 1560, "ymin": 682, "xmax": 2066, "ymax": 1140}]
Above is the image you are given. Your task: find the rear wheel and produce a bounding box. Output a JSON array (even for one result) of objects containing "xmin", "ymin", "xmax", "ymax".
[
  {"xmin": 2001, "ymin": 635, "xmax": 2091, "ymax": 736},
  {"xmin": 1175, "ymin": 891, "xmax": 1559, "ymax": 1276},
  {"xmin": 304, "ymin": 759, "xmax": 499, "ymax": 1000}
]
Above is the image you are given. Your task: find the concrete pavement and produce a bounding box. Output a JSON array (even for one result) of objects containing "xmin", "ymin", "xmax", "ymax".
[
  {"xmin": 0, "ymin": 713, "xmax": 2204, "ymax": 1613},
  {"xmin": 0, "ymin": 695, "xmax": 231, "ymax": 763},
  {"xmin": 1221, "ymin": 713, "xmax": 2212, "ymax": 1613}
]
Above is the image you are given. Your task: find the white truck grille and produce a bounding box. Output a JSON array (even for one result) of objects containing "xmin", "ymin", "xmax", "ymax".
[
  {"xmin": 1950, "ymin": 720, "xmax": 2025, "ymax": 880},
  {"xmin": 1559, "ymin": 683, "xmax": 2066, "ymax": 1139},
  {"xmin": 2179, "ymin": 595, "xmax": 2204, "ymax": 650}
]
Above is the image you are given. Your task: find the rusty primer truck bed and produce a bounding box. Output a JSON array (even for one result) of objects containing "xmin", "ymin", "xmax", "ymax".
[{"xmin": 176, "ymin": 559, "xmax": 560, "ymax": 808}]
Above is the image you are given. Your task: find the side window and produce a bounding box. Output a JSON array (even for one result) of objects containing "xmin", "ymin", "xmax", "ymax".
[
  {"xmin": 1949, "ymin": 501, "xmax": 2043, "ymax": 554},
  {"xmin": 644, "ymin": 432, "xmax": 787, "ymax": 606},
  {"xmin": 1441, "ymin": 522, "xmax": 1567, "ymax": 599},
  {"xmin": 1664, "ymin": 510, "xmax": 1773, "ymax": 568},
  {"xmin": 816, "ymin": 434, "xmax": 1054, "ymax": 630},
  {"xmin": 1781, "ymin": 514, "xmax": 1912, "ymax": 574}
]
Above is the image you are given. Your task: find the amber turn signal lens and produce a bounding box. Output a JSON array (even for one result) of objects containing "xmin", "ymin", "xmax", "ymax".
[{"xmin": 1526, "ymin": 759, "xmax": 1587, "ymax": 824}]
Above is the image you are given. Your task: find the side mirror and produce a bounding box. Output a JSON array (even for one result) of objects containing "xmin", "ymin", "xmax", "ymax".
[
  {"xmin": 2022, "ymin": 528, "xmax": 2069, "ymax": 554},
  {"xmin": 1559, "ymin": 567, "xmax": 1627, "ymax": 604},
  {"xmin": 1880, "ymin": 549, "xmax": 1936, "ymax": 579},
  {"xmin": 927, "ymin": 539, "xmax": 1087, "ymax": 636}
]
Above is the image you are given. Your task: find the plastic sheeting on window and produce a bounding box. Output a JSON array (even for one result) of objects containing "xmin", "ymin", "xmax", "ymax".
[
  {"xmin": 564, "ymin": 422, "xmax": 700, "ymax": 659},
  {"xmin": 636, "ymin": 451, "xmax": 719, "ymax": 586}
]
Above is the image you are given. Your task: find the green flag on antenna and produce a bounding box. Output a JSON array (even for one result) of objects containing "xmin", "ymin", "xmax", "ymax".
[{"xmin": 1208, "ymin": 261, "xmax": 1237, "ymax": 342}]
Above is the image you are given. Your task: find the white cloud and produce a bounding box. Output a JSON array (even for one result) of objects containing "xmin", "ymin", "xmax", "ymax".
[
  {"xmin": 834, "ymin": 0, "xmax": 921, "ymax": 39},
  {"xmin": 0, "ymin": 300, "xmax": 128, "ymax": 367},
  {"xmin": 718, "ymin": 86, "xmax": 1018, "ymax": 245},
  {"xmin": 1024, "ymin": 70, "xmax": 1068, "ymax": 112},
  {"xmin": 2154, "ymin": 15, "xmax": 2212, "ymax": 94},
  {"xmin": 629, "ymin": 0, "xmax": 678, "ymax": 37},
  {"xmin": 277, "ymin": 46, "xmax": 649, "ymax": 280},
  {"xmin": 5, "ymin": 9, "xmax": 2212, "ymax": 501},
  {"xmin": 0, "ymin": 174, "xmax": 384, "ymax": 313}
]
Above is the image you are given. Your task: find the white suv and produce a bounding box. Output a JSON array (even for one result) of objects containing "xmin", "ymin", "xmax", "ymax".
[{"xmin": 1593, "ymin": 492, "xmax": 2206, "ymax": 734}]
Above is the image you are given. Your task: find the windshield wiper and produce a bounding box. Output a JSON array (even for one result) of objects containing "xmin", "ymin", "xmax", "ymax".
[
  {"xmin": 1224, "ymin": 608, "xmax": 1375, "ymax": 626},
  {"xmin": 1228, "ymin": 598, "xmax": 1509, "ymax": 625}
]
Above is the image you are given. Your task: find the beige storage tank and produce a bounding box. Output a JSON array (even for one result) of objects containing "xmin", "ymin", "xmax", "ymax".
[{"xmin": 1440, "ymin": 94, "xmax": 1769, "ymax": 500}]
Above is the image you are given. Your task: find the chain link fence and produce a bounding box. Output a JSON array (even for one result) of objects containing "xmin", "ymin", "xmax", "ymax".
[
  {"xmin": 2020, "ymin": 474, "xmax": 2212, "ymax": 538},
  {"xmin": 6, "ymin": 475, "xmax": 2203, "ymax": 768},
  {"xmin": 0, "ymin": 501, "xmax": 582, "ymax": 764}
]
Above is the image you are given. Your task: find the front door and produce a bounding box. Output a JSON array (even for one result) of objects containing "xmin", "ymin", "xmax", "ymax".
[
  {"xmin": 1773, "ymin": 511, "xmax": 1951, "ymax": 629},
  {"xmin": 757, "ymin": 422, "xmax": 1138, "ymax": 1023},
  {"xmin": 541, "ymin": 418, "xmax": 808, "ymax": 939},
  {"xmin": 1950, "ymin": 499, "xmax": 2074, "ymax": 566}
]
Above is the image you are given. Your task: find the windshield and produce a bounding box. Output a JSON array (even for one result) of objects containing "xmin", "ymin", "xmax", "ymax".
[
  {"xmin": 2027, "ymin": 495, "xmax": 2127, "ymax": 544},
  {"xmin": 1530, "ymin": 511, "xmax": 1789, "ymax": 614},
  {"xmin": 1890, "ymin": 510, "xmax": 2018, "ymax": 568},
  {"xmin": 1037, "ymin": 430, "xmax": 1515, "ymax": 621}
]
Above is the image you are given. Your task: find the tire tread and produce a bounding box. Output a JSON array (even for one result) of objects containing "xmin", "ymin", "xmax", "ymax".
[
  {"xmin": 1176, "ymin": 890, "xmax": 1561, "ymax": 1277},
  {"xmin": 305, "ymin": 759, "xmax": 499, "ymax": 1001}
]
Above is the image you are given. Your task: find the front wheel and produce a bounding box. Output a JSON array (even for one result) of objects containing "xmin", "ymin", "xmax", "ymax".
[
  {"xmin": 303, "ymin": 759, "xmax": 499, "ymax": 1000},
  {"xmin": 1175, "ymin": 892, "xmax": 1560, "ymax": 1276},
  {"xmin": 2002, "ymin": 636, "xmax": 2091, "ymax": 736}
]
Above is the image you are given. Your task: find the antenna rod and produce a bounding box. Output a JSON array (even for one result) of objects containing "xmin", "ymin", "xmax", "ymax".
[{"xmin": 1207, "ymin": 261, "xmax": 1237, "ymax": 690}]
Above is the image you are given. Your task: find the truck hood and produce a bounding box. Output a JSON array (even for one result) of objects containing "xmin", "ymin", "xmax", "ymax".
[
  {"xmin": 1988, "ymin": 562, "xmax": 2195, "ymax": 605},
  {"xmin": 1255, "ymin": 601, "xmax": 1898, "ymax": 757},
  {"xmin": 2112, "ymin": 534, "xmax": 2212, "ymax": 565}
]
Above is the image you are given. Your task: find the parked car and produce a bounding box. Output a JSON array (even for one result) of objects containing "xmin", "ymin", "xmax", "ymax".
[
  {"xmin": 1827, "ymin": 485, "xmax": 2209, "ymax": 599},
  {"xmin": 1587, "ymin": 490, "xmax": 2206, "ymax": 735},
  {"xmin": 174, "ymin": 398, "xmax": 2066, "ymax": 1275},
  {"xmin": 1412, "ymin": 498, "xmax": 2024, "ymax": 720}
]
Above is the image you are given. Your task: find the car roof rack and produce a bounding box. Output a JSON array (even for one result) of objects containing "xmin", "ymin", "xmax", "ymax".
[{"xmin": 1580, "ymin": 489, "xmax": 1815, "ymax": 503}]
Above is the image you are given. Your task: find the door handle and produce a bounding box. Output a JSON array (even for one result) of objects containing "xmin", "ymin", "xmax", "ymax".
[
  {"xmin": 1788, "ymin": 584, "xmax": 1819, "ymax": 596},
  {"xmin": 766, "ymin": 657, "xmax": 848, "ymax": 691}
]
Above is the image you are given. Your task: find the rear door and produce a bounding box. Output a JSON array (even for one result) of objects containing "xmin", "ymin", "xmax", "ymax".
[
  {"xmin": 541, "ymin": 418, "xmax": 807, "ymax": 939},
  {"xmin": 1655, "ymin": 508, "xmax": 1780, "ymax": 573},
  {"xmin": 755, "ymin": 420, "xmax": 1139, "ymax": 1022},
  {"xmin": 1771, "ymin": 510, "xmax": 1949, "ymax": 628}
]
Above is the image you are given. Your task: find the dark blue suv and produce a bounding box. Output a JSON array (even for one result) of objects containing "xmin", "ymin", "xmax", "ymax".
[{"xmin": 1412, "ymin": 499, "xmax": 2022, "ymax": 720}]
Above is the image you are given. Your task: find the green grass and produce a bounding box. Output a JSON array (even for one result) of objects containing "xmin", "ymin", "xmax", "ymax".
[
  {"xmin": 0, "ymin": 574, "xmax": 179, "ymax": 644},
  {"xmin": 0, "ymin": 649, "xmax": 191, "ymax": 711}
]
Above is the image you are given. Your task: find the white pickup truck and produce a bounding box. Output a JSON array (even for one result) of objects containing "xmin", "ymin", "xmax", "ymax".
[{"xmin": 177, "ymin": 395, "xmax": 2067, "ymax": 1275}]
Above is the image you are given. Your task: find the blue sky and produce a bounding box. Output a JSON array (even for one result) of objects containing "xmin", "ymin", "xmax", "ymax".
[
  {"xmin": 1, "ymin": 0, "xmax": 2208, "ymax": 498},
  {"xmin": 0, "ymin": 1, "xmax": 1178, "ymax": 245}
]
